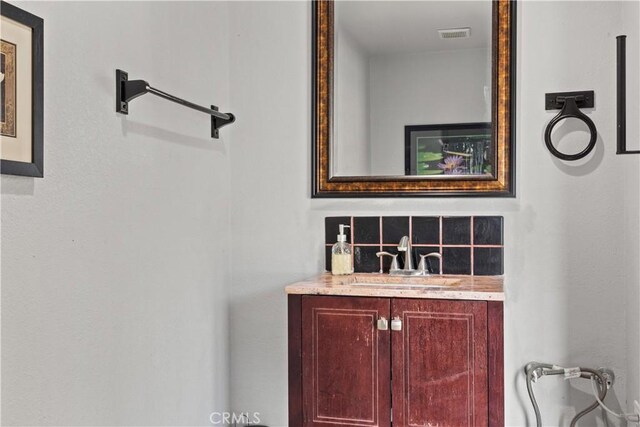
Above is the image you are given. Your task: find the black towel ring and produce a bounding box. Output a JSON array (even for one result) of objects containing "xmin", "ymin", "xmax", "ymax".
[{"xmin": 544, "ymin": 95, "xmax": 597, "ymax": 161}]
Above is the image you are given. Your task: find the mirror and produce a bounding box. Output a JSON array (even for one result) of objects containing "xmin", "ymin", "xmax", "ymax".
[{"xmin": 312, "ymin": 0, "xmax": 516, "ymax": 197}]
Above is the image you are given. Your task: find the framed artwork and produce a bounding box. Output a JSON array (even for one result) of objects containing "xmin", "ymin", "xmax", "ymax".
[
  {"xmin": 1, "ymin": 1, "xmax": 43, "ymax": 177},
  {"xmin": 405, "ymin": 123, "xmax": 492, "ymax": 177}
]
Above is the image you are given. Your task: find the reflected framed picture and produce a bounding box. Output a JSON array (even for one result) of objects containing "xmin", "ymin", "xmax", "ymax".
[
  {"xmin": 405, "ymin": 123, "xmax": 492, "ymax": 177},
  {"xmin": 1, "ymin": 1, "xmax": 43, "ymax": 177}
]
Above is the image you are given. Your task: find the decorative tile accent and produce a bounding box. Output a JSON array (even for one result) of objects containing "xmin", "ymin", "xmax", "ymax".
[
  {"xmin": 412, "ymin": 216, "xmax": 440, "ymax": 245},
  {"xmin": 442, "ymin": 216, "xmax": 471, "ymax": 245},
  {"xmin": 353, "ymin": 246, "xmax": 380, "ymax": 273},
  {"xmin": 325, "ymin": 246, "xmax": 332, "ymax": 272},
  {"xmin": 474, "ymin": 216, "xmax": 504, "ymax": 245},
  {"xmin": 325, "ymin": 217, "xmax": 351, "ymax": 244},
  {"xmin": 382, "ymin": 216, "xmax": 409, "ymax": 244},
  {"xmin": 353, "ymin": 217, "xmax": 380, "ymax": 244},
  {"xmin": 474, "ymin": 247, "xmax": 504, "ymax": 275},
  {"xmin": 325, "ymin": 215, "xmax": 504, "ymax": 276},
  {"xmin": 442, "ymin": 247, "xmax": 471, "ymax": 275}
]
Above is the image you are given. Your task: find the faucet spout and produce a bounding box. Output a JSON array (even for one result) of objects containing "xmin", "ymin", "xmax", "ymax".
[{"xmin": 397, "ymin": 236, "xmax": 414, "ymax": 270}]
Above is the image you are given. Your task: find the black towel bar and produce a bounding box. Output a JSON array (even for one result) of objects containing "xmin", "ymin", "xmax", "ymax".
[{"xmin": 115, "ymin": 69, "xmax": 235, "ymax": 139}]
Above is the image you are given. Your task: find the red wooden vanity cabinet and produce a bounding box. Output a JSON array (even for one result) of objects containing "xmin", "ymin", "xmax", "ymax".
[{"xmin": 288, "ymin": 295, "xmax": 504, "ymax": 427}]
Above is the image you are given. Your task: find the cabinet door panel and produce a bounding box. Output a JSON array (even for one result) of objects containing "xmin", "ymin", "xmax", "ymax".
[
  {"xmin": 391, "ymin": 299, "xmax": 488, "ymax": 427},
  {"xmin": 302, "ymin": 296, "xmax": 391, "ymax": 427}
]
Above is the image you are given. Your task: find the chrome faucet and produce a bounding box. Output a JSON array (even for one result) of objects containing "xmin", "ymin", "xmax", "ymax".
[
  {"xmin": 376, "ymin": 236, "xmax": 442, "ymax": 276},
  {"xmin": 397, "ymin": 236, "xmax": 414, "ymax": 271}
]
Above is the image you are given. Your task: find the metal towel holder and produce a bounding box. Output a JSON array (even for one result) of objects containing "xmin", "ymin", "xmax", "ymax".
[
  {"xmin": 115, "ymin": 69, "xmax": 235, "ymax": 139},
  {"xmin": 544, "ymin": 35, "xmax": 638, "ymax": 160},
  {"xmin": 544, "ymin": 90, "xmax": 597, "ymax": 161}
]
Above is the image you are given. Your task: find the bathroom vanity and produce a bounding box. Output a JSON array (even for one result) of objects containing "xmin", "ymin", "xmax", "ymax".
[{"xmin": 286, "ymin": 274, "xmax": 504, "ymax": 427}]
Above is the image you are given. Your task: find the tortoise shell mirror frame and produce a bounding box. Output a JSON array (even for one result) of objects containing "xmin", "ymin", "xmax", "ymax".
[{"xmin": 311, "ymin": 0, "xmax": 517, "ymax": 198}]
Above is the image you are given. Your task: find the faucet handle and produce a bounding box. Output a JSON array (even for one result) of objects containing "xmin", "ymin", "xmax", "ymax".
[
  {"xmin": 418, "ymin": 252, "xmax": 443, "ymax": 275},
  {"xmin": 376, "ymin": 251, "xmax": 399, "ymax": 272}
]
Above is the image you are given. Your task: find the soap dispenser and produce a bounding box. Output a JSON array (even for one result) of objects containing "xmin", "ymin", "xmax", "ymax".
[{"xmin": 331, "ymin": 224, "xmax": 353, "ymax": 275}]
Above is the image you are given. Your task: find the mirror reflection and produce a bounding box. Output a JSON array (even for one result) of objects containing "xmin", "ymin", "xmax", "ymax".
[{"xmin": 332, "ymin": 1, "xmax": 493, "ymax": 177}]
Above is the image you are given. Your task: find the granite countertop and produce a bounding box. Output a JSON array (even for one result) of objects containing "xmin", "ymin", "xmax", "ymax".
[{"xmin": 285, "ymin": 273, "xmax": 504, "ymax": 301}]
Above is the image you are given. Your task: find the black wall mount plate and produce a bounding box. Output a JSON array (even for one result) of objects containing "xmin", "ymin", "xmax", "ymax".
[
  {"xmin": 545, "ymin": 90, "xmax": 595, "ymax": 110},
  {"xmin": 116, "ymin": 69, "xmax": 129, "ymax": 114}
]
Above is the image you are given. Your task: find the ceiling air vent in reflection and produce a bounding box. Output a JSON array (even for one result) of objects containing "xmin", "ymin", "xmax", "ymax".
[{"xmin": 438, "ymin": 27, "xmax": 471, "ymax": 39}]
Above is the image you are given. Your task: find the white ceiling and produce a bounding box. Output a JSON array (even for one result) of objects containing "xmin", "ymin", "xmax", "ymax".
[{"xmin": 335, "ymin": 1, "xmax": 492, "ymax": 56}]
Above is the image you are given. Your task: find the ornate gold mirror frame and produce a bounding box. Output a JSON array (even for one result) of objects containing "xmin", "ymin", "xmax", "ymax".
[{"xmin": 312, "ymin": 0, "xmax": 516, "ymax": 198}]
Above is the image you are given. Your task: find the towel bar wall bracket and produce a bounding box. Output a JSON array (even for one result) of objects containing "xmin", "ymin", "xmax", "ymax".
[
  {"xmin": 545, "ymin": 91, "xmax": 594, "ymax": 110},
  {"xmin": 115, "ymin": 69, "xmax": 235, "ymax": 139},
  {"xmin": 616, "ymin": 35, "xmax": 640, "ymax": 155}
]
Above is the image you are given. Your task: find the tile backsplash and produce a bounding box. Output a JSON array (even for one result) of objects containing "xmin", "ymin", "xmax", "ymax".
[{"xmin": 325, "ymin": 216, "xmax": 504, "ymax": 276}]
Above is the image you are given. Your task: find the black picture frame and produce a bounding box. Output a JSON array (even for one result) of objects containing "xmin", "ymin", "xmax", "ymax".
[
  {"xmin": 1, "ymin": 1, "xmax": 43, "ymax": 177},
  {"xmin": 405, "ymin": 122, "xmax": 492, "ymax": 177}
]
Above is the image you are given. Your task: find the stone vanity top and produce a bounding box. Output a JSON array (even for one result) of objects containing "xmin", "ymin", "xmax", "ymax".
[{"xmin": 285, "ymin": 273, "xmax": 504, "ymax": 301}]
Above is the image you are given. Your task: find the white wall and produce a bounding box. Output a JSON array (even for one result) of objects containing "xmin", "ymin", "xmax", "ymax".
[
  {"xmin": 1, "ymin": 2, "xmax": 231, "ymax": 425},
  {"xmin": 334, "ymin": 24, "xmax": 371, "ymax": 176},
  {"xmin": 1, "ymin": 2, "xmax": 638, "ymax": 426},
  {"xmin": 369, "ymin": 48, "xmax": 491, "ymax": 175},
  {"xmin": 623, "ymin": 0, "xmax": 640, "ymax": 413},
  {"xmin": 228, "ymin": 1, "xmax": 640, "ymax": 426}
]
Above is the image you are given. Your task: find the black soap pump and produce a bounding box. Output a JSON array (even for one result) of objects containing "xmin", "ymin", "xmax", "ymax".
[{"xmin": 331, "ymin": 224, "xmax": 353, "ymax": 275}]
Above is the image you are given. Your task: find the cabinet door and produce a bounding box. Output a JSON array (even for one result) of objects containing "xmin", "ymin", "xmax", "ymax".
[
  {"xmin": 302, "ymin": 296, "xmax": 391, "ymax": 427},
  {"xmin": 391, "ymin": 299, "xmax": 488, "ymax": 427}
]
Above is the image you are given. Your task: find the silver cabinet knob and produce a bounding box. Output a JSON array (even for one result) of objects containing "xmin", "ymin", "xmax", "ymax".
[
  {"xmin": 391, "ymin": 316, "xmax": 402, "ymax": 331},
  {"xmin": 377, "ymin": 316, "xmax": 388, "ymax": 331}
]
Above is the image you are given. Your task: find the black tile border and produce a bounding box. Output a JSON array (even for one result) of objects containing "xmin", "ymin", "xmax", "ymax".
[
  {"xmin": 382, "ymin": 216, "xmax": 410, "ymax": 244},
  {"xmin": 442, "ymin": 216, "xmax": 471, "ymax": 245},
  {"xmin": 325, "ymin": 216, "xmax": 351, "ymax": 244},
  {"xmin": 474, "ymin": 247, "xmax": 504, "ymax": 275},
  {"xmin": 442, "ymin": 247, "xmax": 472, "ymax": 275},
  {"xmin": 412, "ymin": 216, "xmax": 440, "ymax": 245},
  {"xmin": 353, "ymin": 246, "xmax": 381, "ymax": 273},
  {"xmin": 325, "ymin": 215, "xmax": 504, "ymax": 276},
  {"xmin": 353, "ymin": 217, "xmax": 381, "ymax": 244},
  {"xmin": 474, "ymin": 216, "xmax": 504, "ymax": 245}
]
